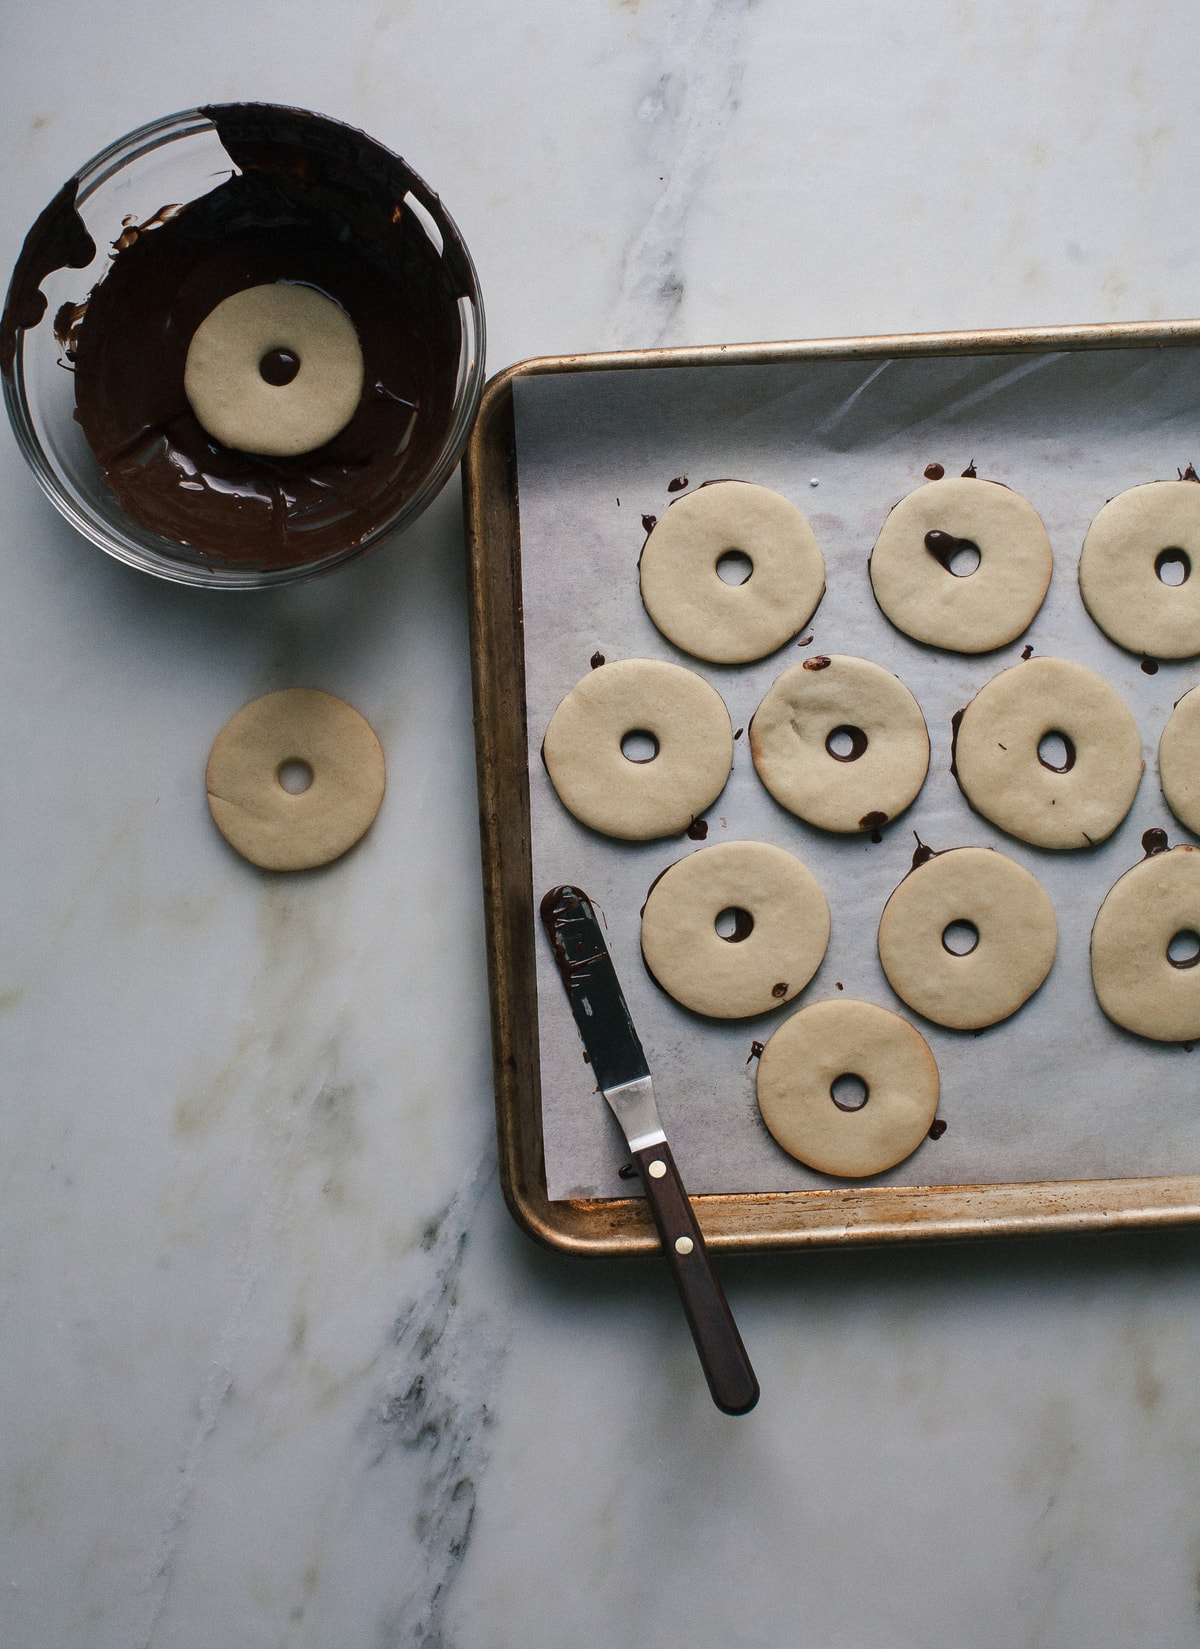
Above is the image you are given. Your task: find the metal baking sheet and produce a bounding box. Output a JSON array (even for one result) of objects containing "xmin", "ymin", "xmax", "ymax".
[{"xmin": 463, "ymin": 324, "xmax": 1200, "ymax": 1253}]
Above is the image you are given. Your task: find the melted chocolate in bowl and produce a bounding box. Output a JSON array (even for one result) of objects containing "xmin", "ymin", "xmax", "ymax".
[{"xmin": 1, "ymin": 104, "xmax": 483, "ymax": 579}]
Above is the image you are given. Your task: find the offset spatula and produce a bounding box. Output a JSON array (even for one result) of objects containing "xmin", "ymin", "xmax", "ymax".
[{"xmin": 540, "ymin": 885, "xmax": 759, "ymax": 1416}]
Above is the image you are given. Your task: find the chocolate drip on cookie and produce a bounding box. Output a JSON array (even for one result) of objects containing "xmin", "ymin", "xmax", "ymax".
[
  {"xmin": 924, "ymin": 529, "xmax": 979, "ymax": 572},
  {"xmin": 911, "ymin": 833, "xmax": 937, "ymax": 870}
]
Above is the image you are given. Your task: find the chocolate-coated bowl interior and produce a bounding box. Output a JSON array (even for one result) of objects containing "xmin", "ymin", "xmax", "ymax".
[{"xmin": 1, "ymin": 104, "xmax": 485, "ymax": 586}]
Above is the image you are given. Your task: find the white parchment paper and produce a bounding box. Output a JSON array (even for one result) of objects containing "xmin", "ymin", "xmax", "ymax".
[{"xmin": 513, "ymin": 348, "xmax": 1200, "ymax": 1201}]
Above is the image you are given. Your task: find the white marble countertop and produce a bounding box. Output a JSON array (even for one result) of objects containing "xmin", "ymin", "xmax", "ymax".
[{"xmin": 4, "ymin": 5, "xmax": 1200, "ymax": 1646}]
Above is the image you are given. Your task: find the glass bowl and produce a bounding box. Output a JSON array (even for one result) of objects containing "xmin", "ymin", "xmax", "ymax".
[{"xmin": 0, "ymin": 104, "xmax": 485, "ymax": 588}]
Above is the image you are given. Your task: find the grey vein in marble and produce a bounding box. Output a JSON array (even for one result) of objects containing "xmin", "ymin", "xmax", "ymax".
[
  {"xmin": 136, "ymin": 1240, "xmax": 253, "ymax": 1649},
  {"xmin": 365, "ymin": 1155, "xmax": 504, "ymax": 1649},
  {"xmin": 135, "ymin": 1039, "xmax": 364, "ymax": 1646},
  {"xmin": 609, "ymin": 0, "xmax": 752, "ymax": 349}
]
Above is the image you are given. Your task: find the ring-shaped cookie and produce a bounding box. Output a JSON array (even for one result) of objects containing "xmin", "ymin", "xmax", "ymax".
[
  {"xmin": 206, "ymin": 689, "xmax": 386, "ymax": 871},
  {"xmin": 877, "ymin": 847, "xmax": 1057, "ymax": 1029},
  {"xmin": 749, "ymin": 654, "xmax": 930, "ymax": 833},
  {"xmin": 953, "ymin": 657, "xmax": 1143, "ymax": 850},
  {"xmin": 870, "ymin": 476, "xmax": 1053, "ymax": 652},
  {"xmin": 184, "ymin": 283, "xmax": 364, "ymax": 457},
  {"xmin": 1079, "ymin": 481, "xmax": 1200, "ymax": 658},
  {"xmin": 542, "ymin": 658, "xmax": 733, "ymax": 840},
  {"xmin": 1091, "ymin": 845, "xmax": 1200, "ymax": 1040},
  {"xmin": 1159, "ymin": 684, "xmax": 1200, "ymax": 834},
  {"xmin": 641, "ymin": 841, "xmax": 830, "ymax": 1018},
  {"xmin": 639, "ymin": 481, "xmax": 825, "ymax": 663},
  {"xmin": 757, "ymin": 999, "xmax": 940, "ymax": 1178}
]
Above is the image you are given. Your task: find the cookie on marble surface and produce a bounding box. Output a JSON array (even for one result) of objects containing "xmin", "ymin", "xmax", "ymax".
[
  {"xmin": 1079, "ymin": 479, "xmax": 1200, "ymax": 658},
  {"xmin": 1091, "ymin": 843, "xmax": 1200, "ymax": 1041},
  {"xmin": 870, "ymin": 475, "xmax": 1052, "ymax": 652},
  {"xmin": 877, "ymin": 845, "xmax": 1057, "ymax": 1029},
  {"xmin": 952, "ymin": 656, "xmax": 1143, "ymax": 849},
  {"xmin": 639, "ymin": 481, "xmax": 824, "ymax": 663},
  {"xmin": 640, "ymin": 840, "xmax": 830, "ymax": 1019},
  {"xmin": 542, "ymin": 658, "xmax": 733, "ymax": 840},
  {"xmin": 756, "ymin": 998, "xmax": 940, "ymax": 1178},
  {"xmin": 749, "ymin": 654, "xmax": 929, "ymax": 833},
  {"xmin": 206, "ymin": 689, "xmax": 385, "ymax": 871},
  {"xmin": 184, "ymin": 282, "xmax": 364, "ymax": 457}
]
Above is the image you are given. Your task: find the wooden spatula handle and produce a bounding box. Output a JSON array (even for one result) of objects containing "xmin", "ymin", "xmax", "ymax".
[{"xmin": 632, "ymin": 1140, "xmax": 759, "ymax": 1415}]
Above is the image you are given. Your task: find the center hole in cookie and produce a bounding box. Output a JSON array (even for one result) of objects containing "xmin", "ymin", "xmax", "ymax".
[
  {"xmin": 830, "ymin": 1073, "xmax": 869, "ymax": 1112},
  {"xmin": 277, "ymin": 758, "xmax": 314, "ymax": 794},
  {"xmin": 942, "ymin": 919, "xmax": 980, "ymax": 956},
  {"xmin": 925, "ymin": 529, "xmax": 981, "ymax": 577},
  {"xmin": 1037, "ymin": 730, "xmax": 1076, "ymax": 773},
  {"xmin": 1167, "ymin": 929, "xmax": 1200, "ymax": 968},
  {"xmin": 716, "ymin": 549, "xmax": 754, "ymax": 586},
  {"xmin": 825, "ymin": 725, "xmax": 869, "ymax": 763},
  {"xmin": 621, "ymin": 729, "xmax": 659, "ymax": 763},
  {"xmin": 714, "ymin": 906, "xmax": 754, "ymax": 942},
  {"xmin": 259, "ymin": 347, "xmax": 301, "ymax": 386},
  {"xmin": 1155, "ymin": 547, "xmax": 1191, "ymax": 586}
]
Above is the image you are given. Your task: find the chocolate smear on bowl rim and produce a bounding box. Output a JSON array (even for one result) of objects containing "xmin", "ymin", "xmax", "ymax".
[{"xmin": 1, "ymin": 178, "xmax": 96, "ymax": 375}]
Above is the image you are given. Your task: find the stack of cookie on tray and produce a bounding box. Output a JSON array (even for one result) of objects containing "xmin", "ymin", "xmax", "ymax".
[{"xmin": 540, "ymin": 471, "xmax": 1200, "ymax": 1178}]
